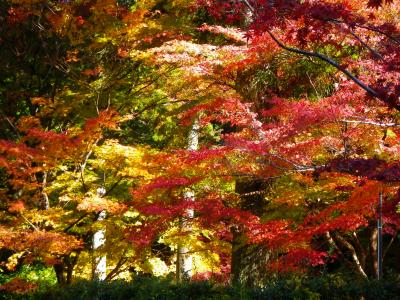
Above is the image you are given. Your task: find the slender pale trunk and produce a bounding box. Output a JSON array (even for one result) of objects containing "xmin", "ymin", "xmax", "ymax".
[
  {"xmin": 176, "ymin": 190, "xmax": 195, "ymax": 281},
  {"xmin": 41, "ymin": 170, "xmax": 50, "ymax": 210},
  {"xmin": 93, "ymin": 187, "xmax": 106, "ymax": 280},
  {"xmin": 176, "ymin": 119, "xmax": 199, "ymax": 281}
]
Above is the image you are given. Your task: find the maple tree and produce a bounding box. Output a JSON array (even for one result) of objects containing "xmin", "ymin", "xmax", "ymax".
[
  {"xmin": 0, "ymin": 0, "xmax": 163, "ymax": 288},
  {"xmin": 191, "ymin": 0, "xmax": 400, "ymax": 281},
  {"xmin": 1, "ymin": 0, "xmax": 400, "ymax": 295},
  {"xmin": 129, "ymin": 0, "xmax": 400, "ymax": 283}
]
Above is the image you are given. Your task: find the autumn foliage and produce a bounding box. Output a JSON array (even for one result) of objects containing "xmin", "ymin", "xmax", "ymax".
[{"xmin": 1, "ymin": 0, "xmax": 400, "ymax": 294}]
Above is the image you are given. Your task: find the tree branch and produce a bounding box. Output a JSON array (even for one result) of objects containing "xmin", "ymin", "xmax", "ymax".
[
  {"xmin": 265, "ymin": 30, "xmax": 379, "ymax": 98},
  {"xmin": 347, "ymin": 28, "xmax": 383, "ymax": 60},
  {"xmin": 105, "ymin": 248, "xmax": 129, "ymax": 281},
  {"xmin": 383, "ymin": 231, "xmax": 397, "ymax": 260},
  {"xmin": 333, "ymin": 232, "xmax": 368, "ymax": 278},
  {"xmin": 63, "ymin": 213, "xmax": 89, "ymax": 233},
  {"xmin": 22, "ymin": 214, "xmax": 39, "ymax": 231},
  {"xmin": 324, "ymin": 18, "xmax": 400, "ymax": 46},
  {"xmin": 104, "ymin": 177, "xmax": 124, "ymax": 197}
]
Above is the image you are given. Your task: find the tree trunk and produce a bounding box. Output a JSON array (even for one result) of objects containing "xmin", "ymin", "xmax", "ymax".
[
  {"xmin": 93, "ymin": 187, "xmax": 107, "ymax": 280},
  {"xmin": 41, "ymin": 170, "xmax": 50, "ymax": 210},
  {"xmin": 370, "ymin": 226, "xmax": 378, "ymax": 278},
  {"xmin": 54, "ymin": 263, "xmax": 66, "ymax": 284},
  {"xmin": 66, "ymin": 253, "xmax": 79, "ymax": 284},
  {"xmin": 230, "ymin": 225, "xmax": 243, "ymax": 285},
  {"xmin": 333, "ymin": 232, "xmax": 368, "ymax": 278},
  {"xmin": 54, "ymin": 252, "xmax": 79, "ymax": 284},
  {"xmin": 176, "ymin": 201, "xmax": 193, "ymax": 281},
  {"xmin": 176, "ymin": 119, "xmax": 199, "ymax": 281},
  {"xmin": 231, "ymin": 178, "xmax": 270, "ymax": 286}
]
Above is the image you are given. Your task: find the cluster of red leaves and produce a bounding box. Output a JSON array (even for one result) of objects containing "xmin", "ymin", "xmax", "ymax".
[
  {"xmin": 180, "ymin": 97, "xmax": 263, "ymax": 138},
  {"xmin": 263, "ymin": 86, "xmax": 367, "ymax": 134},
  {"xmin": 367, "ymin": 0, "xmax": 394, "ymax": 8},
  {"xmin": 382, "ymin": 192, "xmax": 400, "ymax": 233},
  {"xmin": 325, "ymin": 158, "xmax": 400, "ymax": 182},
  {"xmin": 195, "ymin": 196, "xmax": 259, "ymax": 228},
  {"xmin": 171, "ymin": 148, "xmax": 229, "ymax": 165},
  {"xmin": 191, "ymin": 270, "xmax": 230, "ymax": 283},
  {"xmin": 0, "ymin": 110, "xmax": 119, "ymax": 208},
  {"xmin": 197, "ymin": 0, "xmax": 245, "ymax": 23},
  {"xmin": 132, "ymin": 176, "xmax": 201, "ymax": 200},
  {"xmin": 6, "ymin": 7, "xmax": 31, "ymax": 25},
  {"xmin": 125, "ymin": 0, "xmax": 400, "ymax": 275},
  {"xmin": 247, "ymin": 220, "xmax": 294, "ymax": 248},
  {"xmin": 269, "ymin": 249, "xmax": 329, "ymax": 273},
  {"xmin": 0, "ymin": 227, "xmax": 83, "ymax": 260},
  {"xmin": 130, "ymin": 185, "xmax": 261, "ymax": 249},
  {"xmin": 83, "ymin": 109, "xmax": 120, "ymax": 133},
  {"xmin": 127, "ymin": 219, "xmax": 166, "ymax": 249},
  {"xmin": 135, "ymin": 200, "xmax": 194, "ymax": 218},
  {"xmin": 0, "ymin": 278, "xmax": 38, "ymax": 295},
  {"xmin": 198, "ymin": 83, "xmax": 372, "ymax": 168},
  {"xmin": 201, "ymin": 0, "xmax": 400, "ymax": 108}
]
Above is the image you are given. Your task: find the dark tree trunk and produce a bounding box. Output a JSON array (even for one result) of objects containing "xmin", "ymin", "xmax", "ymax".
[
  {"xmin": 54, "ymin": 253, "xmax": 79, "ymax": 284},
  {"xmin": 54, "ymin": 264, "xmax": 66, "ymax": 284},
  {"xmin": 230, "ymin": 178, "xmax": 270, "ymax": 286},
  {"xmin": 230, "ymin": 225, "xmax": 243, "ymax": 285}
]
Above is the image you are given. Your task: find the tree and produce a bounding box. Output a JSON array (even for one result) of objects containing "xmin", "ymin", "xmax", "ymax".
[
  {"xmin": 195, "ymin": 0, "xmax": 400, "ymax": 279},
  {"xmin": 132, "ymin": 0, "xmax": 400, "ymax": 282},
  {"xmin": 0, "ymin": 0, "xmax": 202, "ymax": 287}
]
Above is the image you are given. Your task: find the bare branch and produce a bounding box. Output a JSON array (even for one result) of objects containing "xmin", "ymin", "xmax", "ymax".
[
  {"xmin": 77, "ymin": 138, "xmax": 101, "ymax": 193},
  {"xmin": 266, "ymin": 30, "xmax": 379, "ymax": 98},
  {"xmin": 333, "ymin": 232, "xmax": 368, "ymax": 278},
  {"xmin": 347, "ymin": 29, "xmax": 383, "ymax": 60},
  {"xmin": 22, "ymin": 215, "xmax": 39, "ymax": 231},
  {"xmin": 63, "ymin": 213, "xmax": 89, "ymax": 233},
  {"xmin": 105, "ymin": 248, "xmax": 129, "ymax": 281},
  {"xmin": 324, "ymin": 18, "xmax": 400, "ymax": 46},
  {"xmin": 383, "ymin": 232, "xmax": 397, "ymax": 259}
]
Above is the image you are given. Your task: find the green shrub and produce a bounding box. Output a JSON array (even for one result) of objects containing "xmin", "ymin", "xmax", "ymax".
[{"xmin": 1, "ymin": 273, "xmax": 399, "ymax": 299}]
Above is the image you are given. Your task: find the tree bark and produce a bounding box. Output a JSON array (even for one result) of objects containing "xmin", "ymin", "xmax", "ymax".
[
  {"xmin": 93, "ymin": 187, "xmax": 107, "ymax": 281},
  {"xmin": 370, "ymin": 226, "xmax": 378, "ymax": 278},
  {"xmin": 176, "ymin": 193, "xmax": 194, "ymax": 282},
  {"xmin": 352, "ymin": 232, "xmax": 367, "ymax": 270},
  {"xmin": 41, "ymin": 170, "xmax": 50, "ymax": 210},
  {"xmin": 176, "ymin": 119, "xmax": 199, "ymax": 281},
  {"xmin": 54, "ymin": 252, "xmax": 79, "ymax": 284},
  {"xmin": 54, "ymin": 263, "xmax": 66, "ymax": 284},
  {"xmin": 333, "ymin": 232, "xmax": 368, "ymax": 278},
  {"xmin": 231, "ymin": 178, "xmax": 269, "ymax": 286},
  {"xmin": 230, "ymin": 225, "xmax": 243, "ymax": 285},
  {"xmin": 105, "ymin": 248, "xmax": 128, "ymax": 281}
]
